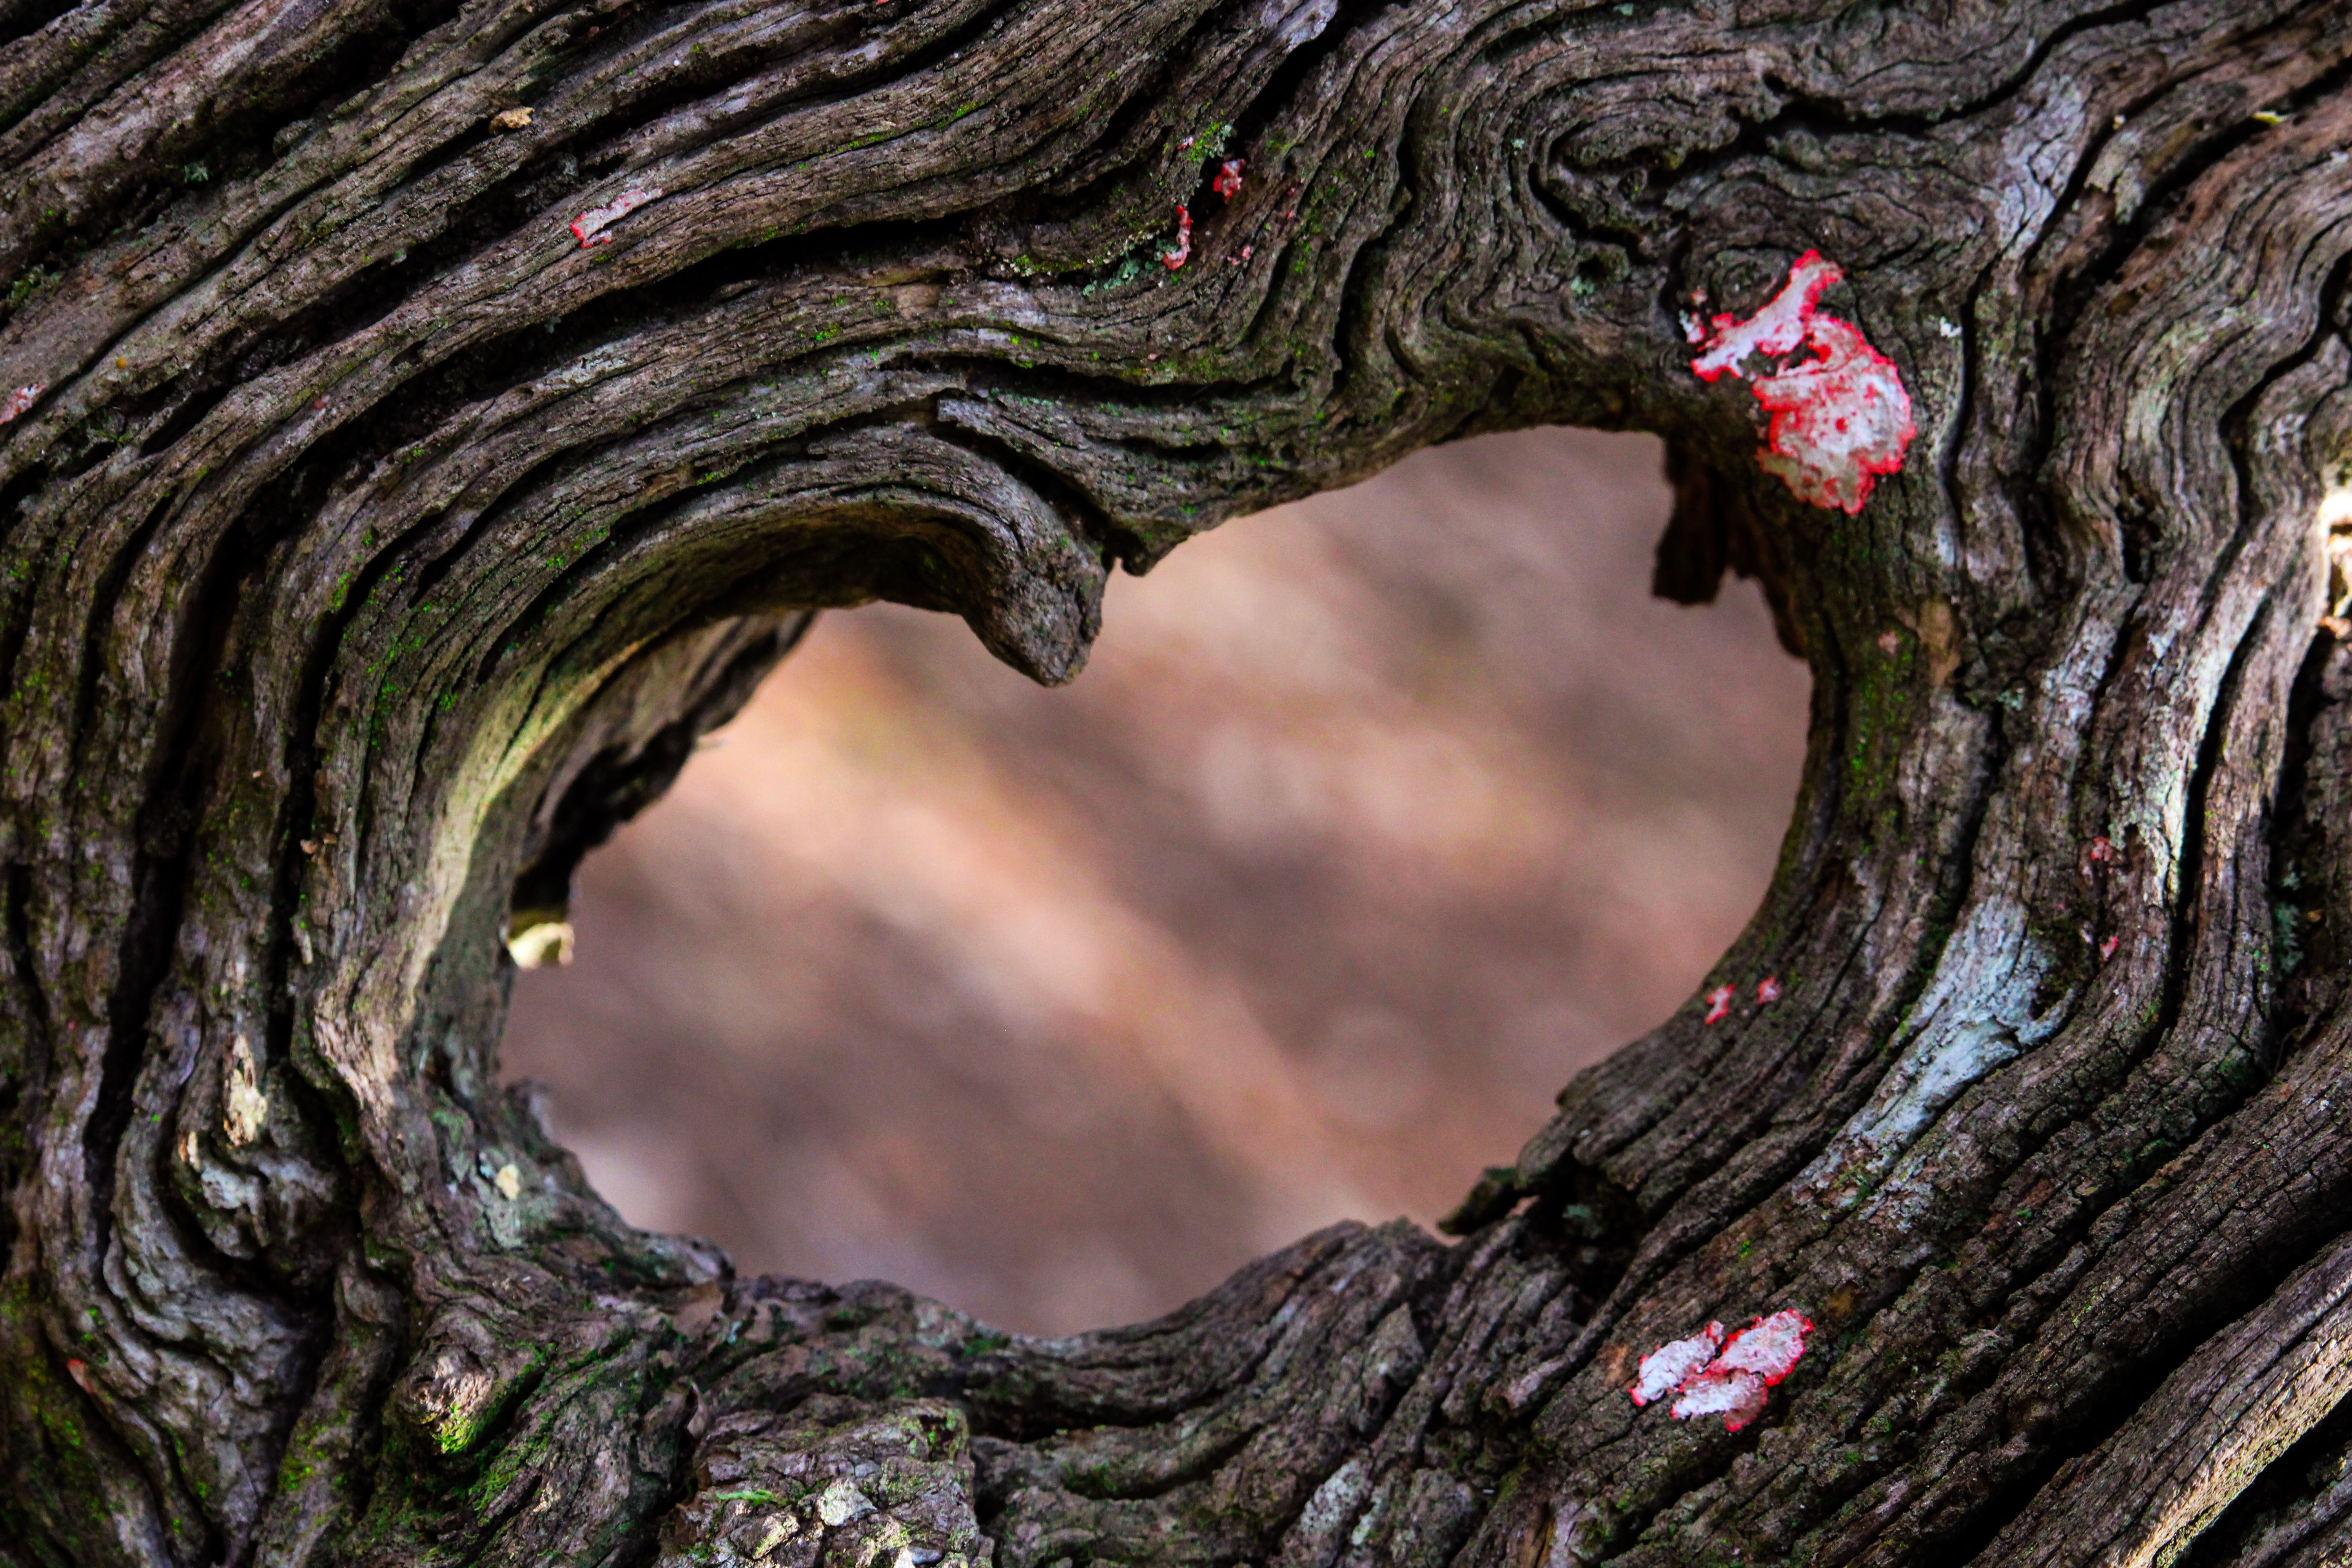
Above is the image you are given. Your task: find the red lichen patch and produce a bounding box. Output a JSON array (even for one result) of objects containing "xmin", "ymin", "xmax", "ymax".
[
  {"xmin": 1634, "ymin": 1309, "xmax": 1812, "ymax": 1432},
  {"xmin": 1670, "ymin": 1368, "xmax": 1769, "ymax": 1430},
  {"xmin": 1755, "ymin": 975, "xmax": 1783, "ymax": 1006},
  {"xmin": 1687, "ymin": 250, "xmax": 1916, "ymax": 514},
  {"xmin": 1714, "ymin": 1310, "xmax": 1812, "ymax": 1385},
  {"xmin": 1690, "ymin": 255, "xmax": 1839, "ymax": 381},
  {"xmin": 1212, "ymin": 158, "xmax": 1246, "ymax": 200},
  {"xmin": 65, "ymin": 1358, "xmax": 92, "ymax": 1394},
  {"xmin": 1163, "ymin": 203, "xmax": 1193, "ymax": 270},
  {"xmin": 570, "ymin": 188, "xmax": 661, "ymax": 247},
  {"xmin": 1751, "ymin": 319, "xmax": 1916, "ymax": 513},
  {"xmin": 2100, "ymin": 934, "xmax": 2120, "ymax": 961},
  {"xmin": 1630, "ymin": 1322, "xmax": 1721, "ymax": 1406},
  {"xmin": 0, "ymin": 383, "xmax": 44, "ymax": 425},
  {"xmin": 1702, "ymin": 984, "xmax": 1735, "ymax": 1025},
  {"xmin": 2089, "ymin": 835, "xmax": 2113, "ymax": 863}
]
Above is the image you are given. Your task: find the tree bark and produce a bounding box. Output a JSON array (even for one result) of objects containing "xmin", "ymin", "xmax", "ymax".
[{"xmin": 0, "ymin": 0, "xmax": 2348, "ymax": 1562}]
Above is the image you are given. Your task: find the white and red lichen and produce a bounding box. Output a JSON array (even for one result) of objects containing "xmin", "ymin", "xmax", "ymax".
[
  {"xmin": 2089, "ymin": 835, "xmax": 2114, "ymax": 864},
  {"xmin": 1751, "ymin": 318, "xmax": 1916, "ymax": 513},
  {"xmin": 1713, "ymin": 1310, "xmax": 1812, "ymax": 1385},
  {"xmin": 1212, "ymin": 158, "xmax": 1246, "ymax": 200},
  {"xmin": 569, "ymin": 187, "xmax": 661, "ymax": 247},
  {"xmin": 1702, "ymin": 984, "xmax": 1735, "ymax": 1025},
  {"xmin": 1163, "ymin": 203, "xmax": 1193, "ymax": 269},
  {"xmin": 1690, "ymin": 254, "xmax": 1840, "ymax": 380},
  {"xmin": 1632, "ymin": 1309, "xmax": 1812, "ymax": 1433},
  {"xmin": 1687, "ymin": 250, "xmax": 1916, "ymax": 515},
  {"xmin": 1630, "ymin": 1322, "xmax": 1722, "ymax": 1406},
  {"xmin": 1755, "ymin": 975, "xmax": 1783, "ymax": 1007},
  {"xmin": 1669, "ymin": 1368, "xmax": 1771, "ymax": 1431},
  {"xmin": 0, "ymin": 383, "xmax": 45, "ymax": 425}
]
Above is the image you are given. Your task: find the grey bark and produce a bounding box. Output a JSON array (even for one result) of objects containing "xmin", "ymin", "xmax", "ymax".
[{"xmin": 0, "ymin": 0, "xmax": 2349, "ymax": 1564}]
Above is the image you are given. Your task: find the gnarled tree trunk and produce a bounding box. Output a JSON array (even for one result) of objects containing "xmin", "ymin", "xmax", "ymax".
[{"xmin": 1, "ymin": 0, "xmax": 2348, "ymax": 1562}]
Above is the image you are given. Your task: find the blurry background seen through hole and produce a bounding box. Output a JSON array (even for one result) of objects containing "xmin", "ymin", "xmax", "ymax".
[{"xmin": 500, "ymin": 426, "xmax": 1810, "ymax": 1336}]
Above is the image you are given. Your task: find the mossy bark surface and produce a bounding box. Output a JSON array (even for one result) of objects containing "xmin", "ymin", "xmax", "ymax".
[{"xmin": 2, "ymin": 0, "xmax": 2351, "ymax": 1563}]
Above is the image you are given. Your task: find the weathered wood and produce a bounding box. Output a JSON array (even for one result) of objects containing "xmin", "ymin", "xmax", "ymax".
[{"xmin": 0, "ymin": 0, "xmax": 2348, "ymax": 1563}]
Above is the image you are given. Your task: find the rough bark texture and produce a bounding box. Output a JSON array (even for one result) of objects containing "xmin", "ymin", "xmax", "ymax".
[{"xmin": 0, "ymin": 0, "xmax": 2348, "ymax": 1563}]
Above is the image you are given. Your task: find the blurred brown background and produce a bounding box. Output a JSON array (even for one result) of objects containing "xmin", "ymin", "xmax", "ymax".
[{"xmin": 499, "ymin": 427, "xmax": 1809, "ymax": 1335}]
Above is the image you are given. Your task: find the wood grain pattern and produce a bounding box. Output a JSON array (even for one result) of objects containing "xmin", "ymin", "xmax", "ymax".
[{"xmin": 0, "ymin": 0, "xmax": 2347, "ymax": 1561}]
